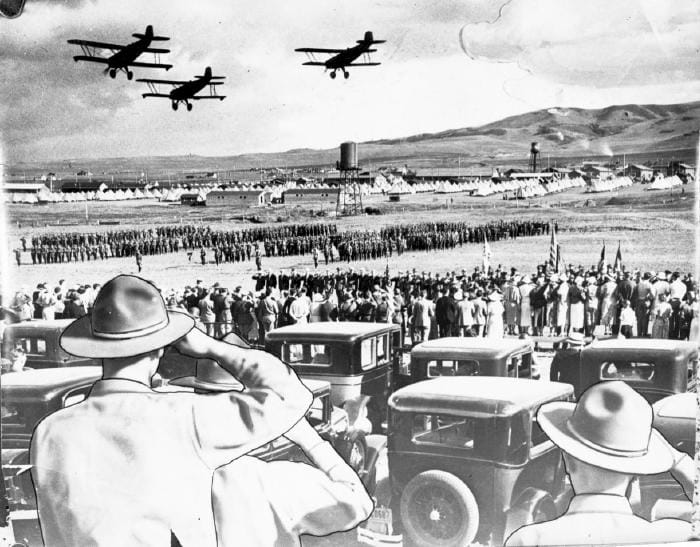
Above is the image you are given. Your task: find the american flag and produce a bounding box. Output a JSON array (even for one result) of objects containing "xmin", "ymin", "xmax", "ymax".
[
  {"xmin": 548, "ymin": 223, "xmax": 558, "ymax": 271},
  {"xmin": 482, "ymin": 233, "xmax": 491, "ymax": 272},
  {"xmin": 613, "ymin": 241, "xmax": 622, "ymax": 271},
  {"xmin": 598, "ymin": 243, "xmax": 606, "ymax": 272}
]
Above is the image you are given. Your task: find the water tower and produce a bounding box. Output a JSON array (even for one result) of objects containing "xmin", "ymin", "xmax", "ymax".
[
  {"xmin": 336, "ymin": 141, "xmax": 363, "ymax": 215},
  {"xmin": 529, "ymin": 142, "xmax": 540, "ymax": 173}
]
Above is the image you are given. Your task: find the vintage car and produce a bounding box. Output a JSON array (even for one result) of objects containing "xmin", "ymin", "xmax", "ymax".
[
  {"xmin": 265, "ymin": 322, "xmax": 402, "ymax": 432},
  {"xmin": 631, "ymin": 392, "xmax": 695, "ymax": 520},
  {"xmin": 387, "ymin": 377, "xmax": 574, "ymax": 546},
  {"xmin": 1, "ymin": 320, "xmax": 99, "ymax": 370},
  {"xmin": 1, "ymin": 370, "xmax": 383, "ymax": 547},
  {"xmin": 550, "ymin": 338, "xmax": 698, "ymax": 403},
  {"xmin": 396, "ymin": 337, "xmax": 536, "ymax": 389}
]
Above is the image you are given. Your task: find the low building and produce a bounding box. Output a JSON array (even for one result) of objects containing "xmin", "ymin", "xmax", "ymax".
[
  {"xmin": 626, "ymin": 164, "xmax": 653, "ymax": 182},
  {"xmin": 283, "ymin": 187, "xmax": 340, "ymax": 206},
  {"xmin": 1, "ymin": 182, "xmax": 50, "ymax": 195},
  {"xmin": 180, "ymin": 192, "xmax": 206, "ymax": 206},
  {"xmin": 205, "ymin": 190, "xmax": 265, "ymax": 208},
  {"xmin": 59, "ymin": 180, "xmax": 108, "ymax": 193}
]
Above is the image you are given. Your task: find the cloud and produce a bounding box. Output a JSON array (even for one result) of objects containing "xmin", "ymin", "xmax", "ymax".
[{"xmin": 459, "ymin": 0, "xmax": 700, "ymax": 87}]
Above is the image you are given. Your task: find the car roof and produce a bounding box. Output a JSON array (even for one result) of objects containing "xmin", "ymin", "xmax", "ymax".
[
  {"xmin": 266, "ymin": 321, "xmax": 399, "ymax": 343},
  {"xmin": 2, "ymin": 366, "xmax": 102, "ymax": 402},
  {"xmin": 653, "ymin": 392, "xmax": 695, "ymax": 419},
  {"xmin": 587, "ymin": 339, "xmax": 698, "ymax": 356},
  {"xmin": 5, "ymin": 319, "xmax": 73, "ymax": 334},
  {"xmin": 411, "ymin": 337, "xmax": 531, "ymax": 360},
  {"xmin": 389, "ymin": 377, "xmax": 573, "ymax": 417}
]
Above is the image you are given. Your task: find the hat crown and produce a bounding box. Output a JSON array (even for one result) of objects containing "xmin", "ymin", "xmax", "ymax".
[
  {"xmin": 567, "ymin": 382, "xmax": 651, "ymax": 455},
  {"xmin": 92, "ymin": 276, "xmax": 169, "ymax": 339}
]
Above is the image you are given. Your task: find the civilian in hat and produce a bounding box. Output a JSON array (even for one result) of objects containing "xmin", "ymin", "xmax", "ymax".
[
  {"xmin": 567, "ymin": 277, "xmax": 585, "ymax": 335},
  {"xmin": 177, "ymin": 335, "xmax": 372, "ymax": 546},
  {"xmin": 30, "ymin": 275, "xmax": 312, "ymax": 547},
  {"xmin": 485, "ymin": 290, "xmax": 504, "ymax": 339},
  {"xmin": 633, "ymin": 272, "xmax": 656, "ymax": 338},
  {"xmin": 518, "ymin": 275, "xmax": 534, "ymax": 335},
  {"xmin": 652, "ymin": 293, "xmax": 672, "ymax": 339},
  {"xmin": 598, "ymin": 273, "xmax": 618, "ymax": 336},
  {"xmin": 506, "ymin": 381, "xmax": 692, "ymax": 546}
]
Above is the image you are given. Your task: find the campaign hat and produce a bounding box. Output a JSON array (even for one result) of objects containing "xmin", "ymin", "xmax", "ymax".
[
  {"xmin": 60, "ymin": 275, "xmax": 194, "ymax": 359},
  {"xmin": 537, "ymin": 381, "xmax": 673, "ymax": 475}
]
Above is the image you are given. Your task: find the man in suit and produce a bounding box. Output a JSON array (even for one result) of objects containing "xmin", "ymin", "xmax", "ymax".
[
  {"xmin": 506, "ymin": 381, "xmax": 692, "ymax": 546},
  {"xmin": 411, "ymin": 289, "xmax": 432, "ymax": 343},
  {"xmin": 30, "ymin": 275, "xmax": 312, "ymax": 547}
]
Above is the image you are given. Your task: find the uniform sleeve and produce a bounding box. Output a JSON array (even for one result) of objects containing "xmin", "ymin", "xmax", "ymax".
[{"xmin": 190, "ymin": 349, "xmax": 312, "ymax": 469}]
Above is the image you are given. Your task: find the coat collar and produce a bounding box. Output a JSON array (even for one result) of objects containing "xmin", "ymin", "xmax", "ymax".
[
  {"xmin": 567, "ymin": 494, "xmax": 633, "ymax": 515},
  {"xmin": 90, "ymin": 378, "xmax": 154, "ymax": 396}
]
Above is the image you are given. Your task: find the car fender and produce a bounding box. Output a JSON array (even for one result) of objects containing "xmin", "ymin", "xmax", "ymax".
[{"xmin": 504, "ymin": 487, "xmax": 557, "ymax": 540}]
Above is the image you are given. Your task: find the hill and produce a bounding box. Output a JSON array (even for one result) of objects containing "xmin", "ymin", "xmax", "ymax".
[{"xmin": 9, "ymin": 101, "xmax": 699, "ymax": 174}]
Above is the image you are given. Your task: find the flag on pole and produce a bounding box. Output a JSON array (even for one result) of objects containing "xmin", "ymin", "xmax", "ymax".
[
  {"xmin": 598, "ymin": 243, "xmax": 606, "ymax": 272},
  {"xmin": 556, "ymin": 244, "xmax": 566, "ymax": 275},
  {"xmin": 482, "ymin": 234, "xmax": 492, "ymax": 273},
  {"xmin": 548, "ymin": 222, "xmax": 558, "ymax": 271},
  {"xmin": 614, "ymin": 241, "xmax": 622, "ymax": 271}
]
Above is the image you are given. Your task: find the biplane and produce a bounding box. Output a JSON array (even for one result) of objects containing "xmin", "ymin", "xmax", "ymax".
[
  {"xmin": 67, "ymin": 25, "xmax": 172, "ymax": 80},
  {"xmin": 137, "ymin": 66, "xmax": 226, "ymax": 111},
  {"xmin": 295, "ymin": 31, "xmax": 385, "ymax": 79}
]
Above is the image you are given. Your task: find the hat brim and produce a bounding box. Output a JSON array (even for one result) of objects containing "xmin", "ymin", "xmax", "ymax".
[
  {"xmin": 60, "ymin": 311, "xmax": 195, "ymax": 359},
  {"xmin": 537, "ymin": 403, "xmax": 673, "ymax": 475},
  {"xmin": 169, "ymin": 376, "xmax": 243, "ymax": 392}
]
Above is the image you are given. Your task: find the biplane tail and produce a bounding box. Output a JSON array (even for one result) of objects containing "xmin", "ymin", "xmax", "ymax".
[
  {"xmin": 358, "ymin": 31, "xmax": 385, "ymax": 45},
  {"xmin": 133, "ymin": 25, "xmax": 169, "ymax": 42},
  {"xmin": 195, "ymin": 66, "xmax": 226, "ymax": 80}
]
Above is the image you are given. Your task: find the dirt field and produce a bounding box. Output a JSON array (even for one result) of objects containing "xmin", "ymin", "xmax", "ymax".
[{"xmin": 4, "ymin": 182, "xmax": 695, "ymax": 295}]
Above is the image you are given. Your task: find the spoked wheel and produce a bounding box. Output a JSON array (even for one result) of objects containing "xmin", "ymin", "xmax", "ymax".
[
  {"xmin": 400, "ymin": 470, "xmax": 479, "ymax": 547},
  {"xmin": 348, "ymin": 437, "xmax": 366, "ymax": 472}
]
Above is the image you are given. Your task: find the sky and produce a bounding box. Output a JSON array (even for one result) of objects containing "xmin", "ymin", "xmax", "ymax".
[{"xmin": 0, "ymin": 0, "xmax": 698, "ymax": 163}]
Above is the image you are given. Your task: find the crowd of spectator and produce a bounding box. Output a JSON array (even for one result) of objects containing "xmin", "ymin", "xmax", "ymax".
[{"xmin": 7, "ymin": 262, "xmax": 698, "ymax": 348}]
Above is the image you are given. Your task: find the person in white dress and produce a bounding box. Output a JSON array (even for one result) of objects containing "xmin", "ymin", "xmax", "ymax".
[{"xmin": 485, "ymin": 290, "xmax": 505, "ymax": 338}]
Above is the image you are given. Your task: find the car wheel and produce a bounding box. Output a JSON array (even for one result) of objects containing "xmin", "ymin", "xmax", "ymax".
[{"xmin": 400, "ymin": 470, "xmax": 479, "ymax": 547}]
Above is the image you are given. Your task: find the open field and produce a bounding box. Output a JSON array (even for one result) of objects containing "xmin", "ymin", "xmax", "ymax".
[{"xmin": 4, "ymin": 181, "xmax": 695, "ymax": 295}]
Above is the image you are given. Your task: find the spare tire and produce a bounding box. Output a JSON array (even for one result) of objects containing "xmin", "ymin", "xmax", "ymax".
[{"xmin": 399, "ymin": 470, "xmax": 479, "ymax": 546}]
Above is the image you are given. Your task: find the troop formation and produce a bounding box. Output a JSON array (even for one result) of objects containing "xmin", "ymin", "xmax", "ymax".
[{"xmin": 15, "ymin": 219, "xmax": 550, "ymax": 267}]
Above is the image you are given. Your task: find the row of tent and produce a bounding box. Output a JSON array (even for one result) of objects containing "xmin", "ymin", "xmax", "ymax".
[
  {"xmin": 585, "ymin": 177, "xmax": 635, "ymax": 193},
  {"xmin": 645, "ymin": 175, "xmax": 684, "ymax": 191}
]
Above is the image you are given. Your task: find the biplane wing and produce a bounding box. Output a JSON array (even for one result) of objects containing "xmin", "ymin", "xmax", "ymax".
[
  {"xmin": 142, "ymin": 93, "xmax": 171, "ymax": 98},
  {"xmin": 67, "ymin": 39, "xmax": 125, "ymax": 50},
  {"xmin": 136, "ymin": 78, "xmax": 186, "ymax": 85},
  {"xmin": 191, "ymin": 95, "xmax": 226, "ymax": 100},
  {"xmin": 128, "ymin": 61, "xmax": 172, "ymax": 69},
  {"xmin": 294, "ymin": 47, "xmax": 344, "ymax": 54},
  {"xmin": 143, "ymin": 47, "xmax": 170, "ymax": 54},
  {"xmin": 72, "ymin": 55, "xmax": 110, "ymax": 64},
  {"xmin": 302, "ymin": 61, "xmax": 327, "ymax": 66},
  {"xmin": 347, "ymin": 62, "xmax": 380, "ymax": 66}
]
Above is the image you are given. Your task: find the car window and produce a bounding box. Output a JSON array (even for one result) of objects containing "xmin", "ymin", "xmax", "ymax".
[
  {"xmin": 688, "ymin": 359, "xmax": 698, "ymax": 386},
  {"xmin": 376, "ymin": 335, "xmax": 388, "ymax": 365},
  {"xmin": 600, "ymin": 361, "xmax": 655, "ymax": 381},
  {"xmin": 412, "ymin": 413, "xmax": 476, "ymax": 450},
  {"xmin": 361, "ymin": 338, "xmax": 376, "ymax": 370},
  {"xmin": 283, "ymin": 343, "xmax": 332, "ymax": 367},
  {"xmin": 427, "ymin": 359, "xmax": 479, "ymax": 377},
  {"xmin": 14, "ymin": 337, "xmax": 47, "ymax": 356}
]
